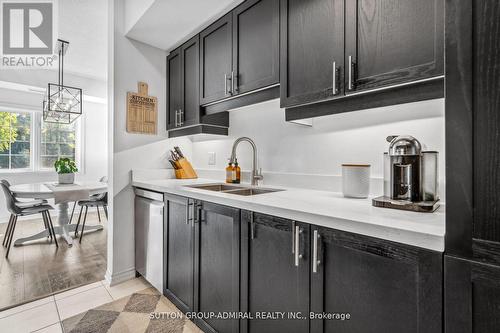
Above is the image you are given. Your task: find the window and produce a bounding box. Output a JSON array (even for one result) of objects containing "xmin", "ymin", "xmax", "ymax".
[
  {"xmin": 0, "ymin": 109, "xmax": 81, "ymax": 173},
  {"xmin": 41, "ymin": 121, "xmax": 77, "ymax": 169},
  {"xmin": 0, "ymin": 111, "xmax": 32, "ymax": 170}
]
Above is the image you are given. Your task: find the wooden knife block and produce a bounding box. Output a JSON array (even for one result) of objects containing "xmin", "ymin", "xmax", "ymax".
[{"xmin": 174, "ymin": 158, "xmax": 198, "ymax": 179}]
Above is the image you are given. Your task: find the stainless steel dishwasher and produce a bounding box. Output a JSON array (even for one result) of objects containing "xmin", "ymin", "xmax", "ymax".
[{"xmin": 134, "ymin": 188, "xmax": 164, "ymax": 292}]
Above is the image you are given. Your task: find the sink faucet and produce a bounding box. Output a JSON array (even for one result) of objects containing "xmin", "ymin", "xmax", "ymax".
[{"xmin": 229, "ymin": 137, "xmax": 263, "ymax": 186}]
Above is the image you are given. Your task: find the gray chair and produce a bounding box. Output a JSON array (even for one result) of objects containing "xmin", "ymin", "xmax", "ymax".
[
  {"xmin": 1, "ymin": 182, "xmax": 57, "ymax": 258},
  {"xmin": 0, "ymin": 180, "xmax": 50, "ymax": 236},
  {"xmin": 69, "ymin": 176, "xmax": 108, "ymax": 224},
  {"xmin": 75, "ymin": 192, "xmax": 107, "ymax": 243}
]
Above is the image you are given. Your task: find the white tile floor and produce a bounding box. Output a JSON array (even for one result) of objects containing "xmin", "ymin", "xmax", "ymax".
[{"xmin": 0, "ymin": 277, "xmax": 151, "ymax": 333}]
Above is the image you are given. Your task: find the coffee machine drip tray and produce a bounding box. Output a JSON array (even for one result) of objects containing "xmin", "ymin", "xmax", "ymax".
[{"xmin": 372, "ymin": 196, "xmax": 440, "ymax": 213}]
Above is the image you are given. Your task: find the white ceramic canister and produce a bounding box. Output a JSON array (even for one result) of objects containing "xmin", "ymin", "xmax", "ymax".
[{"xmin": 341, "ymin": 164, "xmax": 371, "ymax": 198}]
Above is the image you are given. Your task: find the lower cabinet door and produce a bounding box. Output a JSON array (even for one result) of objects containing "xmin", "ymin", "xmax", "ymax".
[
  {"xmin": 445, "ymin": 255, "xmax": 500, "ymax": 333},
  {"xmin": 240, "ymin": 211, "xmax": 310, "ymax": 333},
  {"xmin": 310, "ymin": 225, "xmax": 442, "ymax": 333},
  {"xmin": 164, "ymin": 195, "xmax": 195, "ymax": 313},
  {"xmin": 195, "ymin": 201, "xmax": 240, "ymax": 333}
]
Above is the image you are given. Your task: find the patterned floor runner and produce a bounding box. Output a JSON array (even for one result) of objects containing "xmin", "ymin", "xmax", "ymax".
[{"xmin": 62, "ymin": 287, "xmax": 202, "ymax": 333}]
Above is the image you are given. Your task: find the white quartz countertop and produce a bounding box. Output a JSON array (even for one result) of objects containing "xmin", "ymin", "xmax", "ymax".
[{"xmin": 132, "ymin": 178, "xmax": 445, "ymax": 252}]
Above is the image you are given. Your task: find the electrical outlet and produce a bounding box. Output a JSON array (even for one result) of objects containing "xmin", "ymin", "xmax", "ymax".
[{"xmin": 208, "ymin": 152, "xmax": 216, "ymax": 165}]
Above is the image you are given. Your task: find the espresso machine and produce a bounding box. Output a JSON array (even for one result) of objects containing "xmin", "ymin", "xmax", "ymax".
[{"xmin": 372, "ymin": 135, "xmax": 440, "ymax": 212}]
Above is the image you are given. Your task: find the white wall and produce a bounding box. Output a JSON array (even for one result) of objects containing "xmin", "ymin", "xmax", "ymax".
[
  {"xmin": 108, "ymin": 0, "xmax": 191, "ymax": 285},
  {"xmin": 191, "ymin": 98, "xmax": 445, "ymax": 197}
]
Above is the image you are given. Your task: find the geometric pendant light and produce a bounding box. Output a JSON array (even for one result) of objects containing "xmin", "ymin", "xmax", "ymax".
[{"xmin": 43, "ymin": 39, "xmax": 83, "ymax": 124}]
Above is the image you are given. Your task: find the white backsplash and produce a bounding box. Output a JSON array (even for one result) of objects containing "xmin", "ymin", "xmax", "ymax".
[{"xmin": 191, "ymin": 98, "xmax": 445, "ymax": 200}]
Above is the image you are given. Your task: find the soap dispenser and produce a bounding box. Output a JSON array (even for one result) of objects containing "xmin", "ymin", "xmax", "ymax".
[
  {"xmin": 225, "ymin": 160, "xmax": 233, "ymax": 184},
  {"xmin": 232, "ymin": 159, "xmax": 241, "ymax": 184}
]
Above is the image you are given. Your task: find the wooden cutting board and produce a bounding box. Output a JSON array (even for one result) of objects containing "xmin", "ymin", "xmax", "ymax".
[{"xmin": 126, "ymin": 82, "xmax": 157, "ymax": 134}]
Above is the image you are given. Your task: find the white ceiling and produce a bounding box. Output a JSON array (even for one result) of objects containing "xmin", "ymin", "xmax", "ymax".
[
  {"xmin": 125, "ymin": 0, "xmax": 243, "ymax": 51},
  {"xmin": 58, "ymin": 0, "xmax": 108, "ymax": 81}
]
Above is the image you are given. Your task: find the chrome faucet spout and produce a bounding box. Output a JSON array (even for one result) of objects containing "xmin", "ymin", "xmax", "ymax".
[{"xmin": 229, "ymin": 137, "xmax": 263, "ymax": 186}]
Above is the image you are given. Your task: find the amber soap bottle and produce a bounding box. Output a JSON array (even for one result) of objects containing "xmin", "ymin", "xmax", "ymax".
[
  {"xmin": 233, "ymin": 159, "xmax": 241, "ymax": 184},
  {"xmin": 225, "ymin": 161, "xmax": 233, "ymax": 184}
]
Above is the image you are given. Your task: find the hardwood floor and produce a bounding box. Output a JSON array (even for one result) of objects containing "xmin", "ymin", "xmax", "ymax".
[{"xmin": 0, "ymin": 210, "xmax": 107, "ymax": 310}]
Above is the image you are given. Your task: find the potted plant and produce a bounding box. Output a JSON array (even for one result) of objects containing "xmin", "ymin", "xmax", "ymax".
[{"xmin": 54, "ymin": 157, "xmax": 78, "ymax": 184}]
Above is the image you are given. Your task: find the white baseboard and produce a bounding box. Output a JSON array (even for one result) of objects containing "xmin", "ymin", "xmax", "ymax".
[{"xmin": 104, "ymin": 267, "xmax": 136, "ymax": 286}]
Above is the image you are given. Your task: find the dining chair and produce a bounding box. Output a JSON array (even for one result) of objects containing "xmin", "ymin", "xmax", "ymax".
[
  {"xmin": 0, "ymin": 180, "xmax": 50, "ymax": 239},
  {"xmin": 75, "ymin": 192, "xmax": 107, "ymax": 243},
  {"xmin": 69, "ymin": 176, "xmax": 108, "ymax": 224},
  {"xmin": 0, "ymin": 182, "xmax": 57, "ymax": 258}
]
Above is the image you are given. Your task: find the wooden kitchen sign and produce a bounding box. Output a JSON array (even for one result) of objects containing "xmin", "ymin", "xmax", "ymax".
[{"xmin": 126, "ymin": 82, "xmax": 157, "ymax": 134}]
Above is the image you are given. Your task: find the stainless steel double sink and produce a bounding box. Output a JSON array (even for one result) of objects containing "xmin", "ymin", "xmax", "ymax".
[{"xmin": 186, "ymin": 183, "xmax": 284, "ymax": 196}]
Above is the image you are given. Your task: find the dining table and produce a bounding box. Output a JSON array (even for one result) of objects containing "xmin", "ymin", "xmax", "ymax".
[{"xmin": 9, "ymin": 181, "xmax": 108, "ymax": 246}]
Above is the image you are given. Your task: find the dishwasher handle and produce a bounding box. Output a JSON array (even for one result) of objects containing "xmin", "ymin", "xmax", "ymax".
[{"xmin": 134, "ymin": 188, "xmax": 164, "ymax": 202}]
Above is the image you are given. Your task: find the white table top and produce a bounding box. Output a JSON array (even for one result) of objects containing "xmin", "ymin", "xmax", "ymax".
[
  {"xmin": 10, "ymin": 181, "xmax": 108, "ymax": 199},
  {"xmin": 132, "ymin": 178, "xmax": 446, "ymax": 252}
]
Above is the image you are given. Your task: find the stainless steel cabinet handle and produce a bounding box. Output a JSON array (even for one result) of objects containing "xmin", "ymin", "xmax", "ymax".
[
  {"xmin": 179, "ymin": 109, "xmax": 183, "ymax": 126},
  {"xmin": 291, "ymin": 221, "xmax": 296, "ymax": 254},
  {"xmin": 224, "ymin": 74, "xmax": 232, "ymax": 95},
  {"xmin": 224, "ymin": 74, "xmax": 228, "ymax": 96},
  {"xmin": 313, "ymin": 230, "xmax": 321, "ymax": 273},
  {"xmin": 294, "ymin": 225, "xmax": 302, "ymax": 267},
  {"xmin": 186, "ymin": 200, "xmax": 193, "ymax": 225},
  {"xmin": 250, "ymin": 213, "xmax": 255, "ymax": 240},
  {"xmin": 332, "ymin": 61, "xmax": 339, "ymax": 95},
  {"xmin": 231, "ymin": 71, "xmax": 237, "ymax": 94},
  {"xmin": 348, "ymin": 55, "xmax": 355, "ymax": 91}
]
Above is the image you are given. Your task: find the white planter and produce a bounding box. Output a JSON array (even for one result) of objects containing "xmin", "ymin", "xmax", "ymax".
[{"xmin": 58, "ymin": 173, "xmax": 75, "ymax": 184}]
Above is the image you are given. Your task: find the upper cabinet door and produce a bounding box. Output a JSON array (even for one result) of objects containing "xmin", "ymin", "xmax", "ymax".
[
  {"xmin": 167, "ymin": 48, "xmax": 181, "ymax": 128},
  {"xmin": 280, "ymin": 0, "xmax": 345, "ymax": 108},
  {"xmin": 232, "ymin": 0, "xmax": 280, "ymax": 95},
  {"xmin": 345, "ymin": 0, "xmax": 444, "ymax": 93},
  {"xmin": 199, "ymin": 13, "xmax": 233, "ymax": 105},
  {"xmin": 180, "ymin": 36, "xmax": 200, "ymax": 127}
]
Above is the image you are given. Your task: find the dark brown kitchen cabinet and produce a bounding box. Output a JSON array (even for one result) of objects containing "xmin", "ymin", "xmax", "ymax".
[
  {"xmin": 164, "ymin": 195, "xmax": 195, "ymax": 313},
  {"xmin": 310, "ymin": 225, "xmax": 442, "ymax": 333},
  {"xmin": 200, "ymin": 0, "xmax": 279, "ymax": 107},
  {"xmin": 280, "ymin": 0, "xmax": 345, "ymax": 108},
  {"xmin": 240, "ymin": 211, "xmax": 310, "ymax": 333},
  {"xmin": 167, "ymin": 36, "xmax": 200, "ymax": 129},
  {"xmin": 345, "ymin": 0, "xmax": 444, "ymax": 93},
  {"xmin": 199, "ymin": 13, "xmax": 233, "ymax": 105},
  {"xmin": 194, "ymin": 201, "xmax": 240, "ymax": 333},
  {"xmin": 232, "ymin": 0, "xmax": 280, "ymax": 95},
  {"xmin": 281, "ymin": 0, "xmax": 444, "ymax": 111},
  {"xmin": 445, "ymin": 255, "xmax": 500, "ymax": 333},
  {"xmin": 167, "ymin": 48, "xmax": 182, "ymax": 128}
]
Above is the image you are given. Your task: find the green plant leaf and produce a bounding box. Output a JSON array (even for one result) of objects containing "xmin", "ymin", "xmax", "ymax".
[{"xmin": 54, "ymin": 157, "xmax": 78, "ymax": 174}]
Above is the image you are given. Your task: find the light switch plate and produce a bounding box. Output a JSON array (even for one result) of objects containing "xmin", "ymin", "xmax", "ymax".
[{"xmin": 208, "ymin": 152, "xmax": 216, "ymax": 165}]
